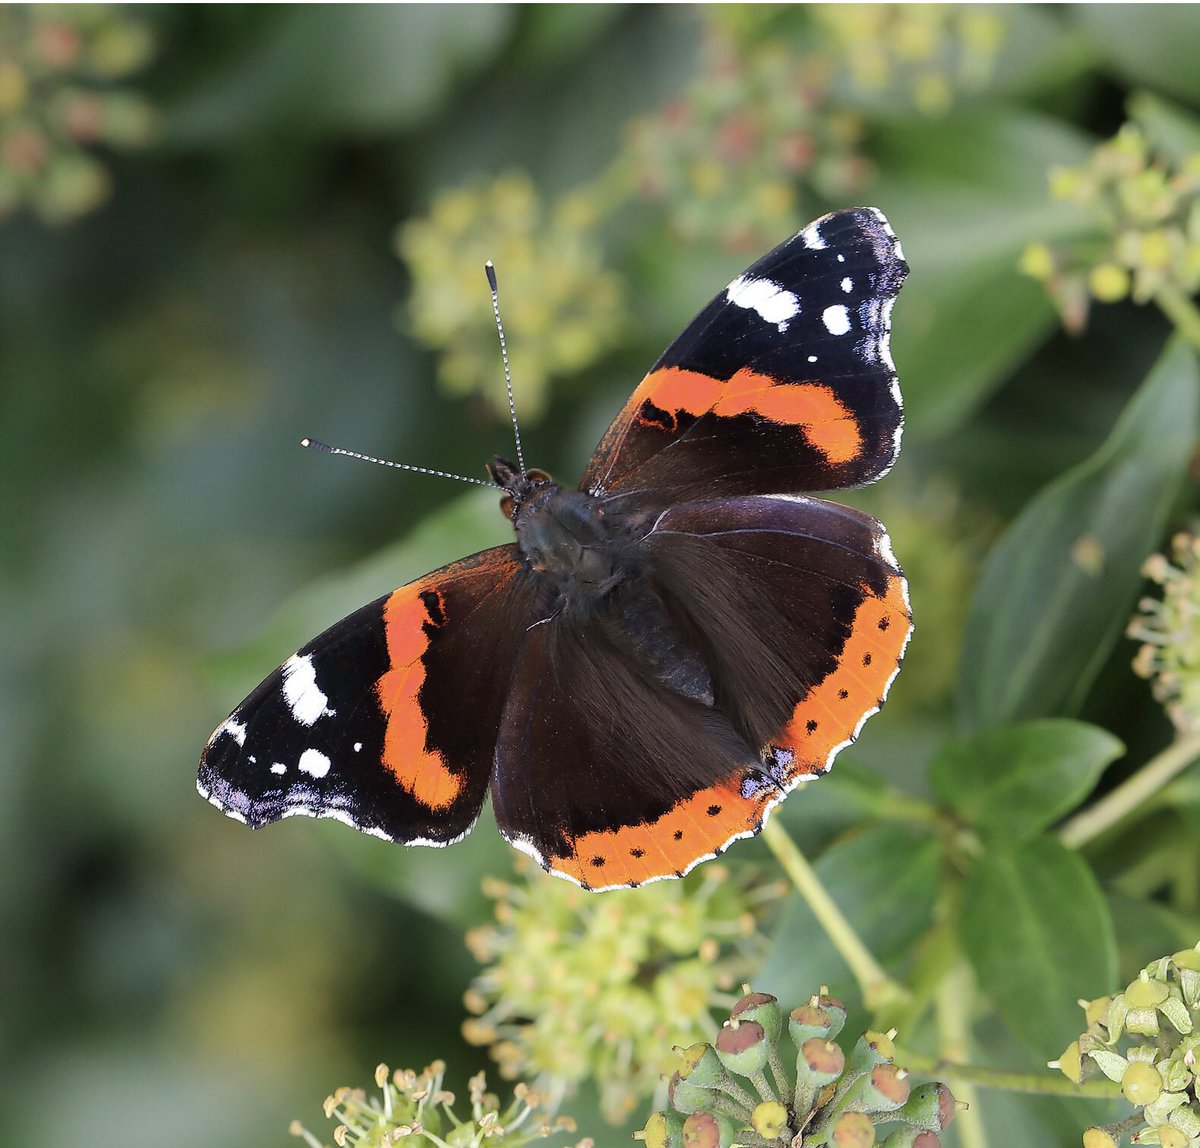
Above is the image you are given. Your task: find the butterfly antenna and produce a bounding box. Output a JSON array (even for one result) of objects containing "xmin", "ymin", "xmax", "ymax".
[
  {"xmin": 486, "ymin": 260, "xmax": 527, "ymax": 476},
  {"xmin": 300, "ymin": 438, "xmax": 494, "ymax": 487}
]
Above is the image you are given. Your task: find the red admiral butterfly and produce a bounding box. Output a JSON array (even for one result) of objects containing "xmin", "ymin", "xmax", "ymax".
[{"xmin": 199, "ymin": 207, "xmax": 911, "ymax": 890}]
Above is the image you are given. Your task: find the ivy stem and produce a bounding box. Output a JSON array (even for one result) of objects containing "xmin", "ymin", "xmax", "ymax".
[
  {"xmin": 1058, "ymin": 730, "xmax": 1200, "ymax": 849},
  {"xmin": 1156, "ymin": 285, "xmax": 1200, "ymax": 352},
  {"xmin": 760, "ymin": 817, "xmax": 908, "ymax": 1014},
  {"xmin": 892, "ymin": 1047, "xmax": 1122, "ymax": 1099},
  {"xmin": 936, "ymin": 961, "xmax": 988, "ymax": 1148}
]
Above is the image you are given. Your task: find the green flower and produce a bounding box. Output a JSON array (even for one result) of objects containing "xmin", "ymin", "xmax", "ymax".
[
  {"xmin": 1128, "ymin": 533, "xmax": 1200, "ymax": 733},
  {"xmin": 463, "ymin": 860, "xmax": 782, "ymax": 1124},
  {"xmin": 1053, "ymin": 944, "xmax": 1200, "ymax": 1147},
  {"xmin": 814, "ymin": 4, "xmax": 1006, "ymax": 116},
  {"xmin": 1021, "ymin": 122, "xmax": 1200, "ymax": 334},
  {"xmin": 396, "ymin": 172, "xmax": 623, "ymax": 418},
  {"xmin": 638, "ymin": 988, "xmax": 958, "ymax": 1147},
  {"xmin": 0, "ymin": 5, "xmax": 157, "ymax": 224},
  {"xmin": 291, "ymin": 1060, "xmax": 592, "ymax": 1148}
]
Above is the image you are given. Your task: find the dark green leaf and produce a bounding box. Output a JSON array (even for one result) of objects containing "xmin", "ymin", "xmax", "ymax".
[
  {"xmin": 171, "ymin": 6, "xmax": 513, "ymax": 141},
  {"xmin": 1077, "ymin": 6, "xmax": 1200, "ymax": 105},
  {"xmin": 958, "ymin": 337, "xmax": 1199, "ymax": 732},
  {"xmin": 930, "ymin": 720, "xmax": 1124, "ymax": 842},
  {"xmin": 959, "ymin": 836, "xmax": 1116, "ymax": 1055},
  {"xmin": 759, "ymin": 823, "xmax": 941, "ymax": 1004}
]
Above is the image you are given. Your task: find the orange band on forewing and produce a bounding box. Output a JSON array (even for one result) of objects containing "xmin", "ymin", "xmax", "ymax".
[
  {"xmin": 636, "ymin": 367, "xmax": 862, "ymax": 464},
  {"xmin": 376, "ymin": 585, "xmax": 464, "ymax": 811},
  {"xmin": 775, "ymin": 574, "xmax": 911, "ymax": 770}
]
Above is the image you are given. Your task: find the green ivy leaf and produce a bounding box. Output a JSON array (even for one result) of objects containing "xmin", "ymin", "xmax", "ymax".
[
  {"xmin": 930, "ymin": 719, "xmax": 1124, "ymax": 843},
  {"xmin": 1076, "ymin": 6, "xmax": 1200, "ymax": 105},
  {"xmin": 874, "ymin": 110, "xmax": 1093, "ymax": 439},
  {"xmin": 958, "ymin": 337, "xmax": 1199, "ymax": 732},
  {"xmin": 760, "ymin": 823, "xmax": 941, "ymax": 1005},
  {"xmin": 959, "ymin": 835, "xmax": 1116, "ymax": 1056}
]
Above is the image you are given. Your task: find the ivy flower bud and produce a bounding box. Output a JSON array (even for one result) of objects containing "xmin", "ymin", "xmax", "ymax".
[
  {"xmin": 714, "ymin": 1019, "xmax": 769, "ymax": 1078},
  {"xmin": 1120, "ymin": 1061, "xmax": 1162, "ymax": 1106},
  {"xmin": 637, "ymin": 1112, "xmax": 685, "ymax": 1148},
  {"xmin": 830, "ymin": 1110, "xmax": 875, "ymax": 1147},
  {"xmin": 681, "ymin": 1111, "xmax": 739, "ymax": 1148},
  {"xmin": 750, "ymin": 1100, "xmax": 788, "ymax": 1140},
  {"xmin": 849, "ymin": 1030, "xmax": 897, "ymax": 1074},
  {"xmin": 879, "ymin": 1130, "xmax": 941, "ymax": 1148},
  {"xmin": 790, "ymin": 991, "xmax": 848, "ymax": 1044},
  {"xmin": 730, "ymin": 991, "xmax": 782, "ymax": 1044},
  {"xmin": 897, "ymin": 1081, "xmax": 957, "ymax": 1132},
  {"xmin": 797, "ymin": 1036, "xmax": 847, "ymax": 1089}
]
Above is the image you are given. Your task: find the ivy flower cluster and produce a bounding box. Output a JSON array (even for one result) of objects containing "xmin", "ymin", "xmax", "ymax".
[
  {"xmin": 638, "ymin": 988, "xmax": 957, "ymax": 1148},
  {"xmin": 1128, "ymin": 533, "xmax": 1200, "ymax": 733},
  {"xmin": 395, "ymin": 171, "xmax": 623, "ymax": 418},
  {"xmin": 625, "ymin": 30, "xmax": 866, "ymax": 252},
  {"xmin": 290, "ymin": 1060, "xmax": 592, "ymax": 1148},
  {"xmin": 814, "ymin": 4, "xmax": 1006, "ymax": 117},
  {"xmin": 1020, "ymin": 123, "xmax": 1200, "ymax": 334},
  {"xmin": 1052, "ymin": 944, "xmax": 1200, "ymax": 1148},
  {"xmin": 0, "ymin": 4, "xmax": 157, "ymax": 223},
  {"xmin": 463, "ymin": 861, "xmax": 782, "ymax": 1124}
]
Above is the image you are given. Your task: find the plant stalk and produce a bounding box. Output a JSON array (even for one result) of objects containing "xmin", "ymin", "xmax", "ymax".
[
  {"xmin": 760, "ymin": 816, "xmax": 908, "ymax": 1014},
  {"xmin": 1058, "ymin": 730, "xmax": 1200, "ymax": 849}
]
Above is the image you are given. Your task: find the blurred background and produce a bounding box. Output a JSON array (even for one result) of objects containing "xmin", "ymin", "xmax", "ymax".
[{"xmin": 3, "ymin": 6, "xmax": 1200, "ymax": 1147}]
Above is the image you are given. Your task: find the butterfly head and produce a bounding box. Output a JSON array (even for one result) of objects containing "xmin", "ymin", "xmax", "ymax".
[{"xmin": 488, "ymin": 456, "xmax": 554, "ymax": 521}]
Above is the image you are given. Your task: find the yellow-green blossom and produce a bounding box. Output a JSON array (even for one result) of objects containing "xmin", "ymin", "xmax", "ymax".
[
  {"xmin": 815, "ymin": 4, "xmax": 1006, "ymax": 116},
  {"xmin": 463, "ymin": 860, "xmax": 782, "ymax": 1124},
  {"xmin": 1129, "ymin": 533, "xmax": 1200, "ymax": 733},
  {"xmin": 0, "ymin": 5, "xmax": 157, "ymax": 224},
  {"xmin": 625, "ymin": 29, "xmax": 865, "ymax": 252},
  {"xmin": 1021, "ymin": 123, "xmax": 1200, "ymax": 335},
  {"xmin": 292, "ymin": 1060, "xmax": 592, "ymax": 1148},
  {"xmin": 1053, "ymin": 945, "xmax": 1200, "ymax": 1147},
  {"xmin": 396, "ymin": 172, "xmax": 623, "ymax": 418}
]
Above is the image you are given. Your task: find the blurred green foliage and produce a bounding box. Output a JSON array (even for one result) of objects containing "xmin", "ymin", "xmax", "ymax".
[{"xmin": 4, "ymin": 6, "xmax": 1200, "ymax": 1148}]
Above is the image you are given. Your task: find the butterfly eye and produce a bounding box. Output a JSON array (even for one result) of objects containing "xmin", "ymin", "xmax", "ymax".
[
  {"xmin": 526, "ymin": 468, "xmax": 553, "ymax": 485},
  {"xmin": 499, "ymin": 493, "xmax": 516, "ymax": 520}
]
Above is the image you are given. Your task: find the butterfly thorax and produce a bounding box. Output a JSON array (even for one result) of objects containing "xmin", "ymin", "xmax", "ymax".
[
  {"xmin": 515, "ymin": 486, "xmax": 630, "ymax": 603},
  {"xmin": 487, "ymin": 457, "xmax": 634, "ymax": 610}
]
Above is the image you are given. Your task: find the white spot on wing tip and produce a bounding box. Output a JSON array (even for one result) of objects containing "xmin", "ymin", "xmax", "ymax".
[
  {"xmin": 269, "ymin": 762, "xmax": 286, "ymax": 775},
  {"xmin": 800, "ymin": 221, "xmax": 827, "ymax": 250},
  {"xmin": 822, "ymin": 304, "xmax": 851, "ymax": 336},
  {"xmin": 727, "ymin": 275, "xmax": 800, "ymax": 330},
  {"xmin": 298, "ymin": 748, "xmax": 331, "ymax": 779},
  {"xmin": 213, "ymin": 716, "xmax": 247, "ymax": 748},
  {"xmin": 282, "ymin": 654, "xmax": 333, "ymax": 727}
]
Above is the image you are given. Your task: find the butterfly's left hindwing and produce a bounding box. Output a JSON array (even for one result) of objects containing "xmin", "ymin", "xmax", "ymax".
[{"xmin": 199, "ymin": 546, "xmax": 532, "ymax": 846}]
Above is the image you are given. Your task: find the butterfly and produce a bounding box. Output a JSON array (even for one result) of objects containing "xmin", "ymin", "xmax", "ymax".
[{"xmin": 199, "ymin": 206, "xmax": 911, "ymax": 891}]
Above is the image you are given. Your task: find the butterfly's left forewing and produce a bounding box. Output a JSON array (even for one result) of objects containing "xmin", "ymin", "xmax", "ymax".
[{"xmin": 199, "ymin": 546, "xmax": 534, "ymax": 846}]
